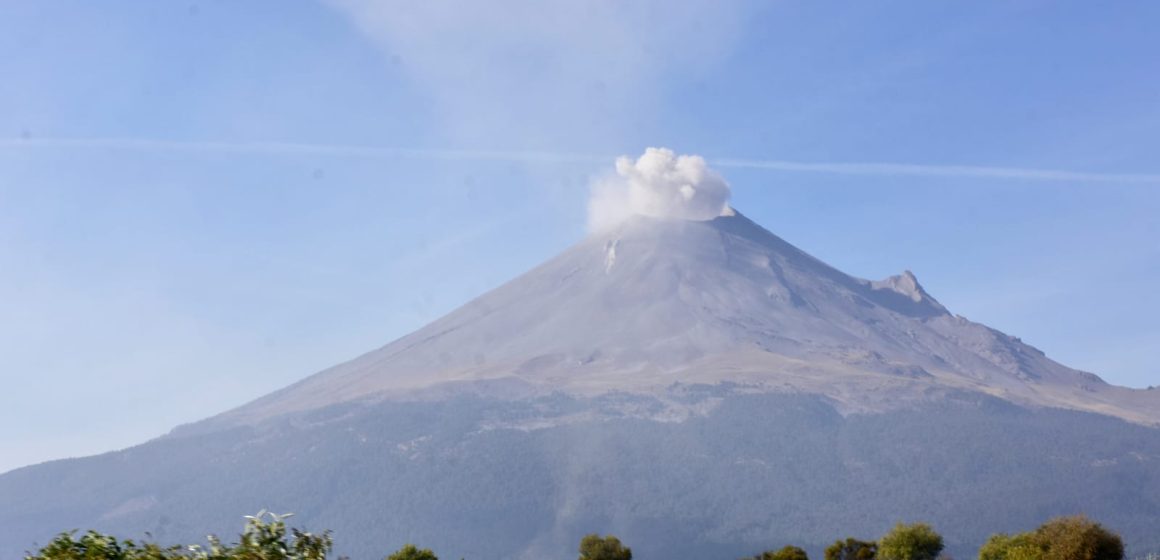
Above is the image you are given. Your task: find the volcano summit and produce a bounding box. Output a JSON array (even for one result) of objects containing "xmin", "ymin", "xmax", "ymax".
[
  {"xmin": 193, "ymin": 209, "xmax": 1157, "ymax": 431},
  {"xmin": 2, "ymin": 158, "xmax": 1159, "ymax": 559}
]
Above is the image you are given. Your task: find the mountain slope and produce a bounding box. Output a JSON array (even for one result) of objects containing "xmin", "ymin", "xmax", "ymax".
[
  {"xmin": 196, "ymin": 211, "xmax": 1157, "ymax": 430},
  {"xmin": 3, "ymin": 210, "xmax": 1158, "ymax": 559},
  {"xmin": 4, "ymin": 393, "xmax": 1160, "ymax": 560}
]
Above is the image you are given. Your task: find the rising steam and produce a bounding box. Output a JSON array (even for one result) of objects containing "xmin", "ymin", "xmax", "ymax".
[{"xmin": 587, "ymin": 147, "xmax": 732, "ymax": 232}]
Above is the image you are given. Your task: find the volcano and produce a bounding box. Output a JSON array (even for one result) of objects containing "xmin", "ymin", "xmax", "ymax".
[
  {"xmin": 3, "ymin": 211, "xmax": 1159, "ymax": 559},
  {"xmin": 193, "ymin": 211, "xmax": 1158, "ymax": 429}
]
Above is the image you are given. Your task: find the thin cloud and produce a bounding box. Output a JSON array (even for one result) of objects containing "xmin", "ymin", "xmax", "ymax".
[
  {"xmin": 713, "ymin": 158, "xmax": 1160, "ymax": 184},
  {"xmin": 0, "ymin": 137, "xmax": 606, "ymax": 165},
  {"xmin": 323, "ymin": 0, "xmax": 747, "ymax": 147},
  {"xmin": 3, "ymin": 137, "xmax": 1159, "ymax": 184}
]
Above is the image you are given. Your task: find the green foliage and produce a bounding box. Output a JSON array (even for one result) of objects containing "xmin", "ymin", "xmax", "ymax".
[
  {"xmin": 1034, "ymin": 516, "xmax": 1123, "ymax": 560},
  {"xmin": 24, "ymin": 531, "xmax": 184, "ymax": 560},
  {"xmin": 746, "ymin": 545, "xmax": 810, "ymax": 560},
  {"xmin": 19, "ymin": 507, "xmax": 1129, "ymax": 560},
  {"xmin": 979, "ymin": 533, "xmax": 1040, "ymax": 560},
  {"xmin": 978, "ymin": 515, "xmax": 1123, "ymax": 560},
  {"xmin": 578, "ymin": 534, "xmax": 632, "ymax": 560},
  {"xmin": 25, "ymin": 511, "xmax": 333, "ymax": 560},
  {"xmin": 385, "ymin": 544, "xmax": 438, "ymax": 560},
  {"xmin": 826, "ymin": 538, "xmax": 878, "ymax": 560},
  {"xmin": 878, "ymin": 523, "xmax": 944, "ymax": 560},
  {"xmin": 209, "ymin": 510, "xmax": 333, "ymax": 560}
]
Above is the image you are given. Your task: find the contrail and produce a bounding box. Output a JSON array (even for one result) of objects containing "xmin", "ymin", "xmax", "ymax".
[
  {"xmin": 712, "ymin": 158, "xmax": 1160, "ymax": 184},
  {"xmin": 0, "ymin": 137, "xmax": 608, "ymax": 165},
  {"xmin": 3, "ymin": 137, "xmax": 1158, "ymax": 184}
]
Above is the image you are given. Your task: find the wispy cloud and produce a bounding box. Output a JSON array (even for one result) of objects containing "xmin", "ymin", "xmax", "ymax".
[
  {"xmin": 0, "ymin": 137, "xmax": 607, "ymax": 165},
  {"xmin": 322, "ymin": 0, "xmax": 747, "ymax": 147},
  {"xmin": 4, "ymin": 137, "xmax": 1159, "ymax": 185},
  {"xmin": 713, "ymin": 157, "xmax": 1160, "ymax": 184}
]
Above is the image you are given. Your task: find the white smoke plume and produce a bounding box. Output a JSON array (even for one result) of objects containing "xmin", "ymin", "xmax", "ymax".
[{"xmin": 587, "ymin": 147, "xmax": 732, "ymax": 232}]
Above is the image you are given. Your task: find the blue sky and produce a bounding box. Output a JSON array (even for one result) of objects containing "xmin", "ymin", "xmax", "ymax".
[{"xmin": 1, "ymin": 0, "xmax": 1158, "ymax": 474}]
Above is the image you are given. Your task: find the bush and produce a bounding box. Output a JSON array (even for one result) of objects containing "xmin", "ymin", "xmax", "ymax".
[
  {"xmin": 578, "ymin": 534, "xmax": 632, "ymax": 560},
  {"xmin": 386, "ymin": 544, "xmax": 438, "ymax": 560},
  {"xmin": 21, "ymin": 511, "xmax": 1126, "ymax": 560},
  {"xmin": 978, "ymin": 533, "xmax": 1040, "ymax": 560},
  {"xmin": 25, "ymin": 511, "xmax": 332, "ymax": 560},
  {"xmin": 878, "ymin": 523, "xmax": 944, "ymax": 560},
  {"xmin": 1034, "ymin": 516, "xmax": 1123, "ymax": 560},
  {"xmin": 980, "ymin": 515, "xmax": 1123, "ymax": 560},
  {"xmin": 24, "ymin": 531, "xmax": 184, "ymax": 560},
  {"xmin": 826, "ymin": 538, "xmax": 878, "ymax": 560},
  {"xmin": 747, "ymin": 545, "xmax": 811, "ymax": 560}
]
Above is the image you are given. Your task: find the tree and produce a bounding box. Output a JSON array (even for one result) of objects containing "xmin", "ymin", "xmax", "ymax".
[
  {"xmin": 578, "ymin": 534, "xmax": 632, "ymax": 560},
  {"xmin": 826, "ymin": 538, "xmax": 878, "ymax": 560},
  {"xmin": 978, "ymin": 515, "xmax": 1123, "ymax": 560},
  {"xmin": 978, "ymin": 533, "xmax": 1041, "ymax": 560},
  {"xmin": 24, "ymin": 531, "xmax": 184, "ymax": 560},
  {"xmin": 223, "ymin": 510, "xmax": 333, "ymax": 560},
  {"xmin": 386, "ymin": 544, "xmax": 438, "ymax": 560},
  {"xmin": 877, "ymin": 523, "xmax": 944, "ymax": 560},
  {"xmin": 1034, "ymin": 516, "xmax": 1122, "ymax": 560},
  {"xmin": 747, "ymin": 545, "xmax": 810, "ymax": 560},
  {"xmin": 24, "ymin": 511, "xmax": 333, "ymax": 560}
]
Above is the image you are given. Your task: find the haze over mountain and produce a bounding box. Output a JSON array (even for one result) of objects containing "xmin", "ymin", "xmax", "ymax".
[{"xmin": 3, "ymin": 150, "xmax": 1158, "ymax": 559}]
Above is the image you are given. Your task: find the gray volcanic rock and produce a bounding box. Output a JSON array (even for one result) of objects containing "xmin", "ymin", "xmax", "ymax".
[
  {"xmin": 3, "ymin": 211, "xmax": 1158, "ymax": 559},
  {"xmin": 192, "ymin": 211, "xmax": 1158, "ymax": 430}
]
